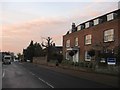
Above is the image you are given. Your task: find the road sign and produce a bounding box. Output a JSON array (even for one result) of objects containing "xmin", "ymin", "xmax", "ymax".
[{"xmin": 107, "ymin": 58, "xmax": 116, "ymax": 65}]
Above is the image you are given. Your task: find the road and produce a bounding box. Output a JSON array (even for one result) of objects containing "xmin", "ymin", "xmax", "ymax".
[{"xmin": 2, "ymin": 62, "xmax": 115, "ymax": 88}]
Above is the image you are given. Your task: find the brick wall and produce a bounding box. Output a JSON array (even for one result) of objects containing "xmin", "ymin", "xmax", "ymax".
[
  {"xmin": 33, "ymin": 57, "xmax": 47, "ymax": 65},
  {"xmin": 63, "ymin": 19, "xmax": 120, "ymax": 62}
]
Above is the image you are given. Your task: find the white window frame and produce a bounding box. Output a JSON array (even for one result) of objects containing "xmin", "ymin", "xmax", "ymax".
[
  {"xmin": 66, "ymin": 40, "xmax": 70, "ymax": 47},
  {"xmin": 66, "ymin": 52, "xmax": 69, "ymax": 60},
  {"xmin": 77, "ymin": 25, "xmax": 81, "ymax": 31},
  {"xmin": 104, "ymin": 29, "xmax": 114, "ymax": 42},
  {"xmin": 85, "ymin": 22, "xmax": 90, "ymax": 28},
  {"xmin": 75, "ymin": 37, "xmax": 78, "ymax": 46},
  {"xmin": 85, "ymin": 35, "xmax": 92, "ymax": 45},
  {"xmin": 94, "ymin": 19, "xmax": 99, "ymax": 25},
  {"xmin": 85, "ymin": 51, "xmax": 91, "ymax": 61},
  {"xmin": 107, "ymin": 13, "xmax": 114, "ymax": 21}
]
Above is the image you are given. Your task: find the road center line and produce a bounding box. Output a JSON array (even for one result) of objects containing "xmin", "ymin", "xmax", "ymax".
[
  {"xmin": 2, "ymin": 69, "xmax": 5, "ymax": 78},
  {"xmin": 29, "ymin": 71, "xmax": 54, "ymax": 88},
  {"xmin": 38, "ymin": 77, "xmax": 54, "ymax": 88}
]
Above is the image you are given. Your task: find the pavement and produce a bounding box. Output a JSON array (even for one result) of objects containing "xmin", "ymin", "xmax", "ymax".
[{"xmin": 33, "ymin": 63, "xmax": 120, "ymax": 88}]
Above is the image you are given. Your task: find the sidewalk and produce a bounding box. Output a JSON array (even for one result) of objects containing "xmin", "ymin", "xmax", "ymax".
[{"xmin": 34, "ymin": 63, "xmax": 119, "ymax": 88}]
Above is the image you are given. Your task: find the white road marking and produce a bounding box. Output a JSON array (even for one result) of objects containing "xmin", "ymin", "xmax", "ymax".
[
  {"xmin": 2, "ymin": 69, "xmax": 5, "ymax": 78},
  {"xmin": 29, "ymin": 71, "xmax": 54, "ymax": 88},
  {"xmin": 38, "ymin": 77, "xmax": 54, "ymax": 88},
  {"xmin": 29, "ymin": 72, "xmax": 34, "ymax": 75}
]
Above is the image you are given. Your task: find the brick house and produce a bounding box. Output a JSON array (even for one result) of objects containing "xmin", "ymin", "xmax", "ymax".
[{"xmin": 63, "ymin": 9, "xmax": 120, "ymax": 63}]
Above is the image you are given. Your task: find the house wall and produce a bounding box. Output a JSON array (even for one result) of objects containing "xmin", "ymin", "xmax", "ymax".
[{"xmin": 63, "ymin": 10, "xmax": 120, "ymax": 62}]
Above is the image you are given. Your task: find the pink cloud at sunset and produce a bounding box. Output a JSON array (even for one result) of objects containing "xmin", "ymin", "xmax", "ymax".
[
  {"xmin": 1, "ymin": 1, "xmax": 119, "ymax": 54},
  {"xmin": 2, "ymin": 17, "xmax": 70, "ymax": 53}
]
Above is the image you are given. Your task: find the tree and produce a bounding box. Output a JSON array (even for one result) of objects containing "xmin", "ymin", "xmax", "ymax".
[
  {"xmin": 23, "ymin": 40, "xmax": 43, "ymax": 62},
  {"xmin": 41, "ymin": 37, "xmax": 53, "ymax": 62},
  {"xmin": 27, "ymin": 40, "xmax": 34, "ymax": 62},
  {"xmin": 34, "ymin": 42, "xmax": 43, "ymax": 57},
  {"xmin": 88, "ymin": 49, "xmax": 95, "ymax": 57},
  {"xmin": 115, "ymin": 44, "xmax": 120, "ymax": 64},
  {"xmin": 88, "ymin": 49, "xmax": 95, "ymax": 68},
  {"xmin": 69, "ymin": 51, "xmax": 75, "ymax": 57},
  {"xmin": 91, "ymin": 42, "xmax": 111, "ymax": 68},
  {"xmin": 17, "ymin": 53, "xmax": 23, "ymax": 61}
]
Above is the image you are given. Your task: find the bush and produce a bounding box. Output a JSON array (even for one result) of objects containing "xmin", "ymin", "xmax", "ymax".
[
  {"xmin": 84, "ymin": 62, "xmax": 89, "ymax": 67},
  {"xmin": 79, "ymin": 62, "xmax": 84, "ymax": 67},
  {"xmin": 88, "ymin": 62, "xmax": 93, "ymax": 68},
  {"xmin": 74, "ymin": 62, "xmax": 79, "ymax": 66},
  {"xmin": 88, "ymin": 49, "xmax": 95, "ymax": 57}
]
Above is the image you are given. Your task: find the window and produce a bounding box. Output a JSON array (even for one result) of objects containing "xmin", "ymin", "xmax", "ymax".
[
  {"xmin": 85, "ymin": 35, "xmax": 92, "ymax": 45},
  {"xmin": 77, "ymin": 25, "xmax": 81, "ymax": 31},
  {"xmin": 104, "ymin": 29, "xmax": 114, "ymax": 42},
  {"xmin": 66, "ymin": 52, "xmax": 69, "ymax": 60},
  {"xmin": 94, "ymin": 19, "xmax": 99, "ymax": 25},
  {"xmin": 85, "ymin": 51, "xmax": 91, "ymax": 61},
  {"xmin": 75, "ymin": 37, "xmax": 78, "ymax": 46},
  {"xmin": 107, "ymin": 13, "xmax": 114, "ymax": 21},
  {"xmin": 85, "ymin": 22, "xmax": 89, "ymax": 28},
  {"xmin": 66, "ymin": 40, "xmax": 70, "ymax": 47}
]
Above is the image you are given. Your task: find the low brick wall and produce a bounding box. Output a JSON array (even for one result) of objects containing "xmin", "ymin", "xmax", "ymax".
[
  {"xmin": 94, "ymin": 65, "xmax": 120, "ymax": 75},
  {"xmin": 33, "ymin": 57, "xmax": 47, "ymax": 65}
]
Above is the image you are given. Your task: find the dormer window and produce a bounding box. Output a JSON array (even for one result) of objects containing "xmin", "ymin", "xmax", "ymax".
[
  {"xmin": 81, "ymin": 24, "xmax": 85, "ymax": 30},
  {"xmin": 77, "ymin": 25, "xmax": 81, "ymax": 31},
  {"xmin": 85, "ymin": 22, "xmax": 90, "ymax": 28},
  {"xmin": 94, "ymin": 19, "xmax": 99, "ymax": 25},
  {"xmin": 107, "ymin": 13, "xmax": 114, "ymax": 21}
]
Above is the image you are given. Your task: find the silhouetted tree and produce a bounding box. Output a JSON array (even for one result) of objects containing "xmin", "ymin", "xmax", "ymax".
[
  {"xmin": 27, "ymin": 40, "xmax": 34, "ymax": 62},
  {"xmin": 23, "ymin": 40, "xmax": 43, "ymax": 62},
  {"xmin": 41, "ymin": 37, "xmax": 53, "ymax": 62},
  {"xmin": 115, "ymin": 44, "xmax": 120, "ymax": 64},
  {"xmin": 88, "ymin": 49, "xmax": 95, "ymax": 57},
  {"xmin": 34, "ymin": 42, "xmax": 43, "ymax": 57}
]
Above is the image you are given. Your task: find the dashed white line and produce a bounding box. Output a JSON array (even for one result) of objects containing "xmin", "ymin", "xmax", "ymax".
[
  {"xmin": 2, "ymin": 69, "xmax": 5, "ymax": 78},
  {"xmin": 38, "ymin": 77, "xmax": 54, "ymax": 88},
  {"xmin": 29, "ymin": 71, "xmax": 54, "ymax": 88}
]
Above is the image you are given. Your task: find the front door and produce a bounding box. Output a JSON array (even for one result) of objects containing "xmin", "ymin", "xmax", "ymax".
[{"xmin": 73, "ymin": 51, "xmax": 79, "ymax": 62}]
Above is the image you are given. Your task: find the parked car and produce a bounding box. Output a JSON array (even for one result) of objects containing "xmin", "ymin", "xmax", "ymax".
[
  {"xmin": 14, "ymin": 57, "xmax": 19, "ymax": 62},
  {"xmin": 27, "ymin": 59, "xmax": 30, "ymax": 62}
]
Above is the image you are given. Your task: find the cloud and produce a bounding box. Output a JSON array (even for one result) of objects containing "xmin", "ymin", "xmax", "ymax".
[
  {"xmin": 2, "ymin": 17, "xmax": 69, "ymax": 53},
  {"xmin": 70, "ymin": 2, "xmax": 118, "ymax": 25},
  {"xmin": 2, "ymin": 1, "xmax": 118, "ymax": 53}
]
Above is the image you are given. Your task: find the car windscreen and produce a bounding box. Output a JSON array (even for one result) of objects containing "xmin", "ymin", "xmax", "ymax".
[{"xmin": 4, "ymin": 57, "xmax": 11, "ymax": 59}]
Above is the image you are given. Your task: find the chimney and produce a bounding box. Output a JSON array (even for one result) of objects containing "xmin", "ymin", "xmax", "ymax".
[{"xmin": 72, "ymin": 22, "xmax": 76, "ymax": 32}]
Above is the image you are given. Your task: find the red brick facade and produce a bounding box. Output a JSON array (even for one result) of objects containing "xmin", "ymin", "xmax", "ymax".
[{"xmin": 63, "ymin": 9, "xmax": 120, "ymax": 62}]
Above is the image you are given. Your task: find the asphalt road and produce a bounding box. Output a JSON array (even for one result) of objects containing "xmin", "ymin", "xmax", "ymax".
[
  {"xmin": 2, "ymin": 62, "xmax": 114, "ymax": 88},
  {"xmin": 2, "ymin": 62, "xmax": 51, "ymax": 88}
]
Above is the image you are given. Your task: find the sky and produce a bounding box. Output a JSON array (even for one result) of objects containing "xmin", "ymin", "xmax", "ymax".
[{"xmin": 0, "ymin": 0, "xmax": 119, "ymax": 54}]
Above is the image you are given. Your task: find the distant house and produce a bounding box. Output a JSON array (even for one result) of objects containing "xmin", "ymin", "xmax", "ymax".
[
  {"xmin": 63, "ymin": 9, "xmax": 120, "ymax": 63},
  {"xmin": 54, "ymin": 46, "xmax": 63, "ymax": 55}
]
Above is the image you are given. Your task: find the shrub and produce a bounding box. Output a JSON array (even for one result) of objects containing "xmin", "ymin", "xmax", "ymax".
[
  {"xmin": 88, "ymin": 49, "xmax": 95, "ymax": 57},
  {"xmin": 74, "ymin": 62, "xmax": 79, "ymax": 66}
]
